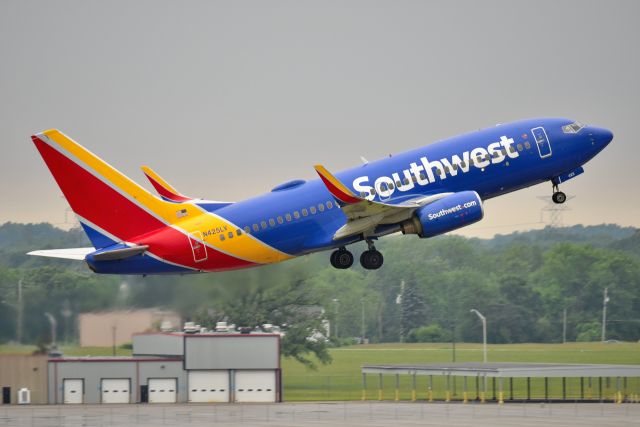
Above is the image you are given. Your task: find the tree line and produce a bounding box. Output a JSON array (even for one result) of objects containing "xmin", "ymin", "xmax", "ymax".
[{"xmin": 1, "ymin": 222, "xmax": 639, "ymax": 365}]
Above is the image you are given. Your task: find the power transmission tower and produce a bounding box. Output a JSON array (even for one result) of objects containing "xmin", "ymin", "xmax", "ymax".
[{"xmin": 538, "ymin": 195, "xmax": 575, "ymax": 227}]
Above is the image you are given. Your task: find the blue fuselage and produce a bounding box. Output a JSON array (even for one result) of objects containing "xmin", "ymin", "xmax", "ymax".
[{"xmin": 206, "ymin": 118, "xmax": 612, "ymax": 256}]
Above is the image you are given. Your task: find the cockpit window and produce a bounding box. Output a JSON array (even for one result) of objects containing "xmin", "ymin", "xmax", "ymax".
[{"xmin": 562, "ymin": 121, "xmax": 585, "ymax": 134}]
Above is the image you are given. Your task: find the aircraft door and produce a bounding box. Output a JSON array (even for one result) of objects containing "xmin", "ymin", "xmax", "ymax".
[
  {"xmin": 531, "ymin": 127, "xmax": 552, "ymax": 158},
  {"xmin": 188, "ymin": 232, "xmax": 208, "ymax": 263}
]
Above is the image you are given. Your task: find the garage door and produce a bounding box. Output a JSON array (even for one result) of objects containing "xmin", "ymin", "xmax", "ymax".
[
  {"xmin": 234, "ymin": 370, "xmax": 276, "ymax": 403},
  {"xmin": 101, "ymin": 379, "xmax": 130, "ymax": 404},
  {"xmin": 148, "ymin": 378, "xmax": 177, "ymax": 403},
  {"xmin": 63, "ymin": 379, "xmax": 83, "ymax": 404},
  {"xmin": 188, "ymin": 371, "xmax": 229, "ymax": 402}
]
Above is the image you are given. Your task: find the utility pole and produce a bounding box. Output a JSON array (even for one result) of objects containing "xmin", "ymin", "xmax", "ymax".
[
  {"xmin": 112, "ymin": 323, "xmax": 117, "ymax": 356},
  {"xmin": 601, "ymin": 287, "xmax": 609, "ymax": 342},
  {"xmin": 16, "ymin": 279, "xmax": 23, "ymax": 345},
  {"xmin": 361, "ymin": 297, "xmax": 366, "ymax": 343},
  {"xmin": 332, "ymin": 299, "xmax": 339, "ymax": 340},
  {"xmin": 562, "ymin": 308, "xmax": 567, "ymax": 344},
  {"xmin": 44, "ymin": 312, "xmax": 57, "ymax": 347}
]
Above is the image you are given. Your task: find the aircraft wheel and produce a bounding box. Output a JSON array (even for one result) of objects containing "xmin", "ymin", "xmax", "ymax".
[
  {"xmin": 330, "ymin": 249, "xmax": 354, "ymax": 269},
  {"xmin": 360, "ymin": 250, "xmax": 384, "ymax": 270},
  {"xmin": 552, "ymin": 191, "xmax": 567, "ymax": 204}
]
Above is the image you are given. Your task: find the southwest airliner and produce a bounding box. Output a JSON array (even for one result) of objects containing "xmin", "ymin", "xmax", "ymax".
[{"xmin": 29, "ymin": 118, "xmax": 613, "ymax": 274}]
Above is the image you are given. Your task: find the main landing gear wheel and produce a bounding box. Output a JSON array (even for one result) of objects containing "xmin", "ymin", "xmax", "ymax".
[
  {"xmin": 360, "ymin": 250, "xmax": 384, "ymax": 270},
  {"xmin": 360, "ymin": 239, "xmax": 384, "ymax": 270},
  {"xmin": 552, "ymin": 191, "xmax": 567, "ymax": 204},
  {"xmin": 330, "ymin": 248, "xmax": 354, "ymax": 269}
]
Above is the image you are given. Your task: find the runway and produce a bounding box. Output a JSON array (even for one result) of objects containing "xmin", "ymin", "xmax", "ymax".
[{"xmin": 1, "ymin": 401, "xmax": 638, "ymax": 427}]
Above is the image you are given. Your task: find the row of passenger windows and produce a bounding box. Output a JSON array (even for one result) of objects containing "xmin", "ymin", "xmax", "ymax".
[{"xmin": 218, "ymin": 200, "xmax": 335, "ymax": 241}]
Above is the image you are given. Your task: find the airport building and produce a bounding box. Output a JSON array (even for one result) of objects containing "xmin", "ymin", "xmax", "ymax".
[
  {"xmin": 1, "ymin": 332, "xmax": 281, "ymax": 405},
  {"xmin": 49, "ymin": 332, "xmax": 281, "ymax": 404}
]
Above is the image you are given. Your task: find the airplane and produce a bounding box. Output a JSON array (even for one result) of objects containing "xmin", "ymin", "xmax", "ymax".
[{"xmin": 28, "ymin": 118, "xmax": 613, "ymax": 274}]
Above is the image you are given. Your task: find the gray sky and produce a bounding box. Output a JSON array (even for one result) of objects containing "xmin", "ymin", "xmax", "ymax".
[{"xmin": 1, "ymin": 0, "xmax": 638, "ymax": 238}]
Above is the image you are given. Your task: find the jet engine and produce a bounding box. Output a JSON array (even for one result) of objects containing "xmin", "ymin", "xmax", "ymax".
[{"xmin": 401, "ymin": 191, "xmax": 484, "ymax": 238}]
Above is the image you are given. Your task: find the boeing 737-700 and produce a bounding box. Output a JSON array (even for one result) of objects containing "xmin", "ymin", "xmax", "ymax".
[{"xmin": 28, "ymin": 118, "xmax": 613, "ymax": 274}]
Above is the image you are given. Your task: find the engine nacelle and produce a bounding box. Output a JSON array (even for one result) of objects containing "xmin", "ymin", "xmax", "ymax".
[{"xmin": 401, "ymin": 191, "xmax": 484, "ymax": 238}]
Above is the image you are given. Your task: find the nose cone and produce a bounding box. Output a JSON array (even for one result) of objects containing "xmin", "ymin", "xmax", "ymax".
[{"xmin": 593, "ymin": 127, "xmax": 614, "ymax": 146}]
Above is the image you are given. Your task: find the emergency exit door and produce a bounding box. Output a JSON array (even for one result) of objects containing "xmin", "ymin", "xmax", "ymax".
[{"xmin": 188, "ymin": 232, "xmax": 208, "ymax": 263}]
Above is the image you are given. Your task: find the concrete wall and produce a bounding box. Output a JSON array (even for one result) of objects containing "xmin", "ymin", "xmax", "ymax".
[
  {"xmin": 133, "ymin": 334, "xmax": 183, "ymax": 357},
  {"xmin": 79, "ymin": 310, "xmax": 180, "ymax": 347},
  {"xmin": 48, "ymin": 359, "xmax": 184, "ymax": 404},
  {"xmin": 0, "ymin": 355, "xmax": 48, "ymax": 404},
  {"xmin": 185, "ymin": 335, "xmax": 279, "ymax": 370}
]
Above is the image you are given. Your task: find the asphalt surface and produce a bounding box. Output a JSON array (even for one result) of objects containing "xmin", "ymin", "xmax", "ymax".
[{"xmin": 1, "ymin": 401, "xmax": 639, "ymax": 426}]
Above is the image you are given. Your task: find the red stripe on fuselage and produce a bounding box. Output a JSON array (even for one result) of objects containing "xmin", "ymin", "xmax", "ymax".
[{"xmin": 32, "ymin": 136, "xmax": 254, "ymax": 272}]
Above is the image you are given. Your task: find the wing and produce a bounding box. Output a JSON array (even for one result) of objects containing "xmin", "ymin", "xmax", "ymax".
[{"xmin": 314, "ymin": 164, "xmax": 451, "ymax": 239}]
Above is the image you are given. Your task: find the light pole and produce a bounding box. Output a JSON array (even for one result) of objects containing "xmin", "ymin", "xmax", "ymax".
[
  {"xmin": 601, "ymin": 287, "xmax": 609, "ymax": 342},
  {"xmin": 470, "ymin": 309, "xmax": 487, "ymax": 363}
]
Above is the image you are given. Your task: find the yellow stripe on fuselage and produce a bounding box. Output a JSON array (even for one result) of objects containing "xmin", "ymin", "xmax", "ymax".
[{"xmin": 43, "ymin": 129, "xmax": 293, "ymax": 264}]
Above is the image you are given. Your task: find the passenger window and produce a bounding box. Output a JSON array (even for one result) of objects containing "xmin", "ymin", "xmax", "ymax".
[
  {"xmin": 370, "ymin": 189, "xmax": 376, "ymax": 196},
  {"xmin": 252, "ymin": 224, "xmax": 259, "ymax": 232},
  {"xmin": 302, "ymin": 208, "xmax": 308, "ymax": 217},
  {"xmin": 419, "ymin": 172, "xmax": 426, "ymax": 180},
  {"xmin": 403, "ymin": 178, "xmax": 409, "ymax": 185},
  {"xmin": 261, "ymin": 221, "xmax": 267, "ymax": 229},
  {"xmin": 310, "ymin": 206, "xmax": 316, "ymax": 214},
  {"xmin": 285, "ymin": 213, "xmax": 292, "ymax": 221},
  {"xmin": 237, "ymin": 229, "xmax": 243, "ymax": 236},
  {"xmin": 318, "ymin": 203, "xmax": 325, "ymax": 212},
  {"xmin": 244, "ymin": 226, "xmax": 250, "ymax": 234},
  {"xmin": 277, "ymin": 216, "xmax": 283, "ymax": 224},
  {"xmin": 293, "ymin": 211, "xmax": 300, "ymax": 219},
  {"xmin": 327, "ymin": 201, "xmax": 334, "ymax": 209},
  {"xmin": 517, "ymin": 143, "xmax": 523, "ymax": 151},
  {"xmin": 220, "ymin": 234, "xmax": 225, "ymax": 241},
  {"xmin": 269, "ymin": 218, "xmax": 275, "ymax": 227},
  {"xmin": 395, "ymin": 180, "xmax": 401, "ymax": 187},
  {"xmin": 228, "ymin": 231, "xmax": 234, "ymax": 239},
  {"xmin": 524, "ymin": 141, "xmax": 531, "ymax": 149},
  {"xmin": 388, "ymin": 183, "xmax": 394, "ymax": 190}
]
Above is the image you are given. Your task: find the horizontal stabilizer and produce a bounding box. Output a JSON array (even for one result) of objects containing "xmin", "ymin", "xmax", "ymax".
[
  {"xmin": 91, "ymin": 245, "xmax": 149, "ymax": 261},
  {"xmin": 27, "ymin": 247, "xmax": 95, "ymax": 260}
]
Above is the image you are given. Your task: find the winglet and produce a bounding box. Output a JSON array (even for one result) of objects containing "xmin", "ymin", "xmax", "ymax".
[
  {"xmin": 314, "ymin": 164, "xmax": 362, "ymax": 205},
  {"xmin": 141, "ymin": 166, "xmax": 192, "ymax": 202}
]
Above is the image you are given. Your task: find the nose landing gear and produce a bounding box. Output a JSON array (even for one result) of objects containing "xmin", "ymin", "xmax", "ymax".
[{"xmin": 552, "ymin": 184, "xmax": 567, "ymax": 204}]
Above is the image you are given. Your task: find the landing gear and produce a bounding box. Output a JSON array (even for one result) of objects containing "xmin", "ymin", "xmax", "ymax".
[
  {"xmin": 330, "ymin": 247, "xmax": 354, "ymax": 269},
  {"xmin": 552, "ymin": 184, "xmax": 566, "ymax": 204},
  {"xmin": 360, "ymin": 240, "xmax": 384, "ymax": 270}
]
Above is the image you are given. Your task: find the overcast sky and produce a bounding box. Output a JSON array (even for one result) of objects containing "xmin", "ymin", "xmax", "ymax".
[{"xmin": 1, "ymin": 0, "xmax": 638, "ymax": 238}]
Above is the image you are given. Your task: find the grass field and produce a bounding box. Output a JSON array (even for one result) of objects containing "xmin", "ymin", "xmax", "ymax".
[
  {"xmin": 281, "ymin": 342, "xmax": 640, "ymax": 401},
  {"xmin": 2, "ymin": 342, "xmax": 639, "ymax": 401}
]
